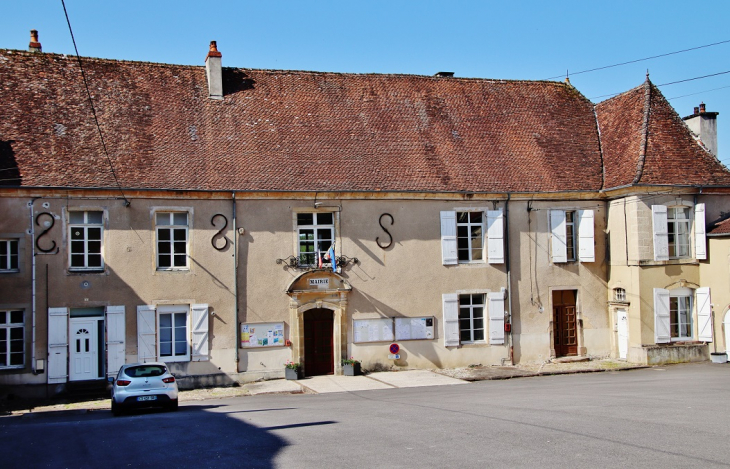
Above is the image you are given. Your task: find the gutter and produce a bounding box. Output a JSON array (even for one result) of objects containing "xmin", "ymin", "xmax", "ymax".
[
  {"xmin": 28, "ymin": 198, "xmax": 38, "ymax": 374},
  {"xmin": 232, "ymin": 192, "xmax": 239, "ymax": 370},
  {"xmin": 505, "ymin": 193, "xmax": 514, "ymax": 365}
]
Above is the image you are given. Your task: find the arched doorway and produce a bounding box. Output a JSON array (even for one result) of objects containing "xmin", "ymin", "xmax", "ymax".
[{"xmin": 304, "ymin": 308, "xmax": 334, "ymax": 376}]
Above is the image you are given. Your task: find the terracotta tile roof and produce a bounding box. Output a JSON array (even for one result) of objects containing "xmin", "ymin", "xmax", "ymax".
[
  {"xmin": 596, "ymin": 79, "xmax": 730, "ymax": 190},
  {"xmin": 0, "ymin": 49, "xmax": 603, "ymax": 193},
  {"xmin": 708, "ymin": 217, "xmax": 730, "ymax": 236}
]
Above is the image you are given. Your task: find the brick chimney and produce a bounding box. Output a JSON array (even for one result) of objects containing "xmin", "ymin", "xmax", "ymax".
[
  {"xmin": 205, "ymin": 41, "xmax": 223, "ymax": 100},
  {"xmin": 683, "ymin": 102, "xmax": 719, "ymax": 157},
  {"xmin": 28, "ymin": 29, "xmax": 42, "ymax": 53}
]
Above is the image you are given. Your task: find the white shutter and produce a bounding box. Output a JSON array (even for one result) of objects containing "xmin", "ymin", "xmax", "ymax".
[
  {"xmin": 695, "ymin": 203, "xmax": 707, "ymax": 260},
  {"xmin": 696, "ymin": 287, "xmax": 713, "ymax": 341},
  {"xmin": 578, "ymin": 209, "xmax": 595, "ymax": 262},
  {"xmin": 191, "ymin": 304, "xmax": 210, "ymax": 361},
  {"xmin": 105, "ymin": 306, "xmax": 126, "ymax": 377},
  {"xmin": 137, "ymin": 305, "xmax": 157, "ymax": 363},
  {"xmin": 440, "ymin": 211, "xmax": 458, "ymax": 265},
  {"xmin": 550, "ymin": 210, "xmax": 567, "ymax": 263},
  {"xmin": 442, "ymin": 293, "xmax": 460, "ymax": 347},
  {"xmin": 487, "ymin": 209, "xmax": 505, "ymax": 264},
  {"xmin": 652, "ymin": 205, "xmax": 669, "ymax": 261},
  {"xmin": 47, "ymin": 307, "xmax": 69, "ymax": 384},
  {"xmin": 488, "ymin": 291, "xmax": 505, "ymax": 345},
  {"xmin": 654, "ymin": 288, "xmax": 671, "ymax": 344}
]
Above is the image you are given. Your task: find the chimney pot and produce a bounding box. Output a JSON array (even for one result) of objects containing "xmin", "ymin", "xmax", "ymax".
[
  {"xmin": 700, "ymin": 102, "xmax": 706, "ymax": 113},
  {"xmin": 28, "ymin": 29, "xmax": 42, "ymax": 53},
  {"xmin": 205, "ymin": 40, "xmax": 223, "ymax": 99},
  {"xmin": 694, "ymin": 107, "xmax": 699, "ymax": 115}
]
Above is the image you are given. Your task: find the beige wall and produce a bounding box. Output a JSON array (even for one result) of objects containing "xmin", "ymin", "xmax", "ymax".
[{"xmin": 701, "ymin": 237, "xmax": 730, "ymax": 355}]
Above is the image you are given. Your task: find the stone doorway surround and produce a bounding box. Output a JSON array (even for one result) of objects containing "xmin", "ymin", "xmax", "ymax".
[{"xmin": 286, "ymin": 271, "xmax": 352, "ymax": 375}]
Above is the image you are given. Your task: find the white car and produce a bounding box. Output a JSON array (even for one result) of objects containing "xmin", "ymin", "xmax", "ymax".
[{"xmin": 109, "ymin": 362, "xmax": 179, "ymax": 416}]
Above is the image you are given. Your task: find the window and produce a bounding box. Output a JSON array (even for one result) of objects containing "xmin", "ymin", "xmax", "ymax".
[
  {"xmin": 156, "ymin": 212, "xmax": 189, "ymax": 269},
  {"xmin": 667, "ymin": 207, "xmax": 690, "ymax": 259},
  {"xmin": 669, "ymin": 293, "xmax": 692, "ymax": 340},
  {"xmin": 459, "ymin": 294, "xmax": 485, "ymax": 342},
  {"xmin": 565, "ymin": 211, "xmax": 577, "ymax": 261},
  {"xmin": 158, "ymin": 306, "xmax": 190, "ymax": 362},
  {"xmin": 69, "ymin": 211, "xmax": 103, "ymax": 270},
  {"xmin": 457, "ymin": 212, "xmax": 483, "ymax": 262},
  {"xmin": 0, "ymin": 239, "xmax": 19, "ymax": 272},
  {"xmin": 0, "ymin": 310, "xmax": 24, "ymax": 368},
  {"xmin": 297, "ymin": 212, "xmax": 334, "ymax": 267},
  {"xmin": 613, "ymin": 288, "xmax": 626, "ymax": 302},
  {"xmin": 654, "ymin": 287, "xmax": 711, "ymax": 343},
  {"xmin": 549, "ymin": 209, "xmax": 595, "ymax": 263}
]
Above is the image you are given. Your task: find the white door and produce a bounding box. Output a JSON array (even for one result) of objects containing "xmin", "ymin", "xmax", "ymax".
[
  {"xmin": 69, "ymin": 318, "xmax": 101, "ymax": 381},
  {"xmin": 617, "ymin": 309, "xmax": 628, "ymax": 360},
  {"xmin": 724, "ymin": 310, "xmax": 730, "ymax": 362}
]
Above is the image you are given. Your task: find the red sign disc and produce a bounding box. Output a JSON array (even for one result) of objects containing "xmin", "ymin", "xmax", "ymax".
[{"xmin": 389, "ymin": 343, "xmax": 400, "ymax": 354}]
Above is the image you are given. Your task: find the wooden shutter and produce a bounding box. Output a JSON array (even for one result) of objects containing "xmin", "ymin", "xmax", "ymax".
[
  {"xmin": 440, "ymin": 211, "xmax": 458, "ymax": 265},
  {"xmin": 696, "ymin": 287, "xmax": 713, "ymax": 341},
  {"xmin": 442, "ymin": 293, "xmax": 460, "ymax": 347},
  {"xmin": 487, "ymin": 210, "xmax": 505, "ymax": 264},
  {"xmin": 191, "ymin": 304, "xmax": 210, "ymax": 361},
  {"xmin": 578, "ymin": 209, "xmax": 595, "ymax": 262},
  {"xmin": 137, "ymin": 305, "xmax": 157, "ymax": 363},
  {"xmin": 105, "ymin": 306, "xmax": 126, "ymax": 377},
  {"xmin": 652, "ymin": 205, "xmax": 669, "ymax": 261},
  {"xmin": 695, "ymin": 203, "xmax": 707, "ymax": 260},
  {"xmin": 653, "ymin": 288, "xmax": 671, "ymax": 344},
  {"xmin": 550, "ymin": 210, "xmax": 567, "ymax": 263},
  {"xmin": 488, "ymin": 292, "xmax": 505, "ymax": 345},
  {"xmin": 47, "ymin": 307, "xmax": 69, "ymax": 384}
]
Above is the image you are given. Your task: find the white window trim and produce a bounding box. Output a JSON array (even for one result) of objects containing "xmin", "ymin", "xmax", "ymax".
[
  {"xmin": 458, "ymin": 292, "xmax": 487, "ymax": 344},
  {"xmin": 668, "ymin": 287, "xmax": 693, "ymax": 341},
  {"xmin": 294, "ymin": 210, "xmax": 338, "ymax": 268},
  {"xmin": 667, "ymin": 206, "xmax": 691, "ymax": 260},
  {"xmin": 67, "ymin": 210, "xmax": 105, "ymax": 271},
  {"xmin": 0, "ymin": 309, "xmax": 24, "ymax": 369},
  {"xmin": 441, "ymin": 208, "xmax": 504, "ymax": 265},
  {"xmin": 0, "ymin": 239, "xmax": 20, "ymax": 273},
  {"xmin": 551, "ymin": 209, "xmax": 595, "ymax": 263},
  {"xmin": 154, "ymin": 209, "xmax": 192, "ymax": 271},
  {"xmin": 157, "ymin": 305, "xmax": 191, "ymax": 362},
  {"xmin": 652, "ymin": 202, "xmax": 702, "ymax": 262}
]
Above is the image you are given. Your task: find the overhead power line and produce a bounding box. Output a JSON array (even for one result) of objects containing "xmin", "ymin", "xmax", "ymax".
[
  {"xmin": 543, "ymin": 38, "xmax": 730, "ymax": 80},
  {"xmin": 668, "ymin": 84, "xmax": 730, "ymax": 100},
  {"xmin": 61, "ymin": 0, "xmax": 130, "ymax": 206},
  {"xmin": 591, "ymin": 69, "xmax": 730, "ymax": 99}
]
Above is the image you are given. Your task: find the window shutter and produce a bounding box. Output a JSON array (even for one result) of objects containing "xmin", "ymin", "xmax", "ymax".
[
  {"xmin": 550, "ymin": 210, "xmax": 567, "ymax": 263},
  {"xmin": 137, "ymin": 305, "xmax": 157, "ymax": 363},
  {"xmin": 442, "ymin": 293, "xmax": 460, "ymax": 347},
  {"xmin": 440, "ymin": 211, "xmax": 458, "ymax": 265},
  {"xmin": 578, "ymin": 209, "xmax": 595, "ymax": 262},
  {"xmin": 652, "ymin": 205, "xmax": 669, "ymax": 261},
  {"xmin": 696, "ymin": 287, "xmax": 712, "ymax": 341},
  {"xmin": 488, "ymin": 291, "xmax": 505, "ymax": 345},
  {"xmin": 47, "ymin": 307, "xmax": 69, "ymax": 384},
  {"xmin": 487, "ymin": 209, "xmax": 505, "ymax": 264},
  {"xmin": 653, "ymin": 288, "xmax": 671, "ymax": 344},
  {"xmin": 695, "ymin": 203, "xmax": 707, "ymax": 260},
  {"xmin": 191, "ymin": 304, "xmax": 210, "ymax": 361},
  {"xmin": 105, "ymin": 306, "xmax": 126, "ymax": 377}
]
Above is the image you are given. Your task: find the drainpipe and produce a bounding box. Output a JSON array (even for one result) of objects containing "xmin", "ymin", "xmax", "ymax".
[
  {"xmin": 505, "ymin": 193, "xmax": 514, "ymax": 365},
  {"xmin": 232, "ymin": 192, "xmax": 239, "ymax": 371},
  {"xmin": 28, "ymin": 198, "xmax": 38, "ymax": 374}
]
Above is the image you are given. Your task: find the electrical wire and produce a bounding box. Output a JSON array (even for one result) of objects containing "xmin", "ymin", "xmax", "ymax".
[
  {"xmin": 61, "ymin": 0, "xmax": 130, "ymax": 206},
  {"xmin": 542, "ymin": 39, "xmax": 730, "ymax": 80},
  {"xmin": 592, "ymin": 69, "xmax": 730, "ymax": 99},
  {"xmin": 668, "ymin": 84, "xmax": 730, "ymax": 100}
]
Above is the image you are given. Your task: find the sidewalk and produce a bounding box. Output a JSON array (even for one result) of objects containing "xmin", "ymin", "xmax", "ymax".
[{"xmin": 1, "ymin": 359, "xmax": 647, "ymax": 415}]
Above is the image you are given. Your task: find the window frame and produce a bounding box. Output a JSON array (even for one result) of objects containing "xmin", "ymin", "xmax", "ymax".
[
  {"xmin": 564, "ymin": 210, "xmax": 577, "ymax": 262},
  {"xmin": 155, "ymin": 211, "xmax": 190, "ymax": 271},
  {"xmin": 67, "ymin": 210, "xmax": 105, "ymax": 272},
  {"xmin": 296, "ymin": 212, "xmax": 335, "ymax": 268},
  {"xmin": 157, "ymin": 305, "xmax": 190, "ymax": 362},
  {"xmin": 0, "ymin": 310, "xmax": 24, "ymax": 369},
  {"xmin": 0, "ymin": 239, "xmax": 19, "ymax": 273},
  {"xmin": 667, "ymin": 206, "xmax": 691, "ymax": 259},
  {"xmin": 669, "ymin": 288, "xmax": 693, "ymax": 341},
  {"xmin": 456, "ymin": 211, "xmax": 485, "ymax": 263},
  {"xmin": 458, "ymin": 293, "xmax": 486, "ymax": 344}
]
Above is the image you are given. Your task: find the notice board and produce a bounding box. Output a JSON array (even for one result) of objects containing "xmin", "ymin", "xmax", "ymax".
[
  {"xmin": 395, "ymin": 317, "xmax": 435, "ymax": 341},
  {"xmin": 241, "ymin": 322, "xmax": 285, "ymax": 348},
  {"xmin": 353, "ymin": 318, "xmax": 394, "ymax": 343}
]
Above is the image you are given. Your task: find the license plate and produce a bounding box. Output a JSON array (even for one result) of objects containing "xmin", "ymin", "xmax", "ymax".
[{"xmin": 137, "ymin": 395, "xmax": 157, "ymax": 402}]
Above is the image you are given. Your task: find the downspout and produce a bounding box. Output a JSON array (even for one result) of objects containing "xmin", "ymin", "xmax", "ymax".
[
  {"xmin": 505, "ymin": 193, "xmax": 514, "ymax": 365},
  {"xmin": 232, "ymin": 192, "xmax": 239, "ymax": 371},
  {"xmin": 28, "ymin": 198, "xmax": 37, "ymax": 374}
]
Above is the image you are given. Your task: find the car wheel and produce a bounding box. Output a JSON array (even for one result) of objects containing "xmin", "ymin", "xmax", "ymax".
[
  {"xmin": 168, "ymin": 399, "xmax": 178, "ymax": 412},
  {"xmin": 111, "ymin": 399, "xmax": 122, "ymax": 417}
]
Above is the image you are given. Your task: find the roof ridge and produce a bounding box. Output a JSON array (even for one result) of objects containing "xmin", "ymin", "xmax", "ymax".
[{"xmin": 632, "ymin": 77, "xmax": 652, "ymax": 184}]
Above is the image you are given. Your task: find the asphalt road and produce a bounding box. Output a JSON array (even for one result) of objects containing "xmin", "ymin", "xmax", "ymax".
[{"xmin": 2, "ymin": 363, "xmax": 729, "ymax": 468}]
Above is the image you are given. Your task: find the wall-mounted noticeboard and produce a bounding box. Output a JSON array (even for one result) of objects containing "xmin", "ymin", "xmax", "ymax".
[
  {"xmin": 395, "ymin": 317, "xmax": 435, "ymax": 341},
  {"xmin": 353, "ymin": 318, "xmax": 394, "ymax": 343},
  {"xmin": 241, "ymin": 322, "xmax": 285, "ymax": 348}
]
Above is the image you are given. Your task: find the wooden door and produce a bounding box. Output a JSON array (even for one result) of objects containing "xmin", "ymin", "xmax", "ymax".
[
  {"xmin": 304, "ymin": 308, "xmax": 334, "ymax": 376},
  {"xmin": 553, "ymin": 290, "xmax": 578, "ymax": 357}
]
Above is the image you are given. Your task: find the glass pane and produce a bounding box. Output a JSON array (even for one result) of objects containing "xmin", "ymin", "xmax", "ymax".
[
  {"xmin": 459, "ymin": 319, "xmax": 471, "ymax": 329},
  {"xmin": 10, "ymin": 311, "xmax": 23, "ymax": 324},
  {"xmin": 0, "ymin": 242, "xmax": 6, "ymax": 255},
  {"xmin": 10, "ymin": 241, "xmax": 17, "ymax": 255},
  {"xmin": 158, "ymin": 255, "xmax": 171, "ymax": 268},
  {"xmin": 173, "ymin": 229, "xmax": 186, "ymax": 241},
  {"xmin": 473, "ymin": 329, "xmax": 485, "ymax": 341},
  {"xmin": 88, "ymin": 241, "xmax": 101, "ymax": 254},
  {"xmin": 158, "ymin": 229, "xmax": 170, "ymax": 241},
  {"xmin": 317, "ymin": 228, "xmax": 333, "ymax": 242},
  {"xmin": 88, "ymin": 228, "xmax": 101, "ymax": 240},
  {"xmin": 173, "ymin": 213, "xmax": 188, "ymax": 225},
  {"xmin": 0, "ymin": 254, "xmax": 6, "ymax": 269},
  {"xmin": 71, "ymin": 229, "xmax": 84, "ymax": 240},
  {"xmin": 473, "ymin": 317, "xmax": 484, "ymax": 329},
  {"xmin": 156, "ymin": 213, "xmax": 170, "ymax": 225},
  {"xmin": 160, "ymin": 314, "xmax": 172, "ymax": 328},
  {"xmin": 457, "ymin": 249, "xmax": 469, "ymax": 261},
  {"xmin": 10, "ymin": 352, "xmax": 23, "ymax": 366},
  {"xmin": 10, "ymin": 254, "xmax": 17, "ymax": 270},
  {"xmin": 160, "ymin": 327, "xmax": 172, "ymax": 343},
  {"xmin": 88, "ymin": 255, "xmax": 102, "ymax": 268},
  {"xmin": 299, "ymin": 229, "xmax": 314, "ymax": 241},
  {"xmin": 69, "ymin": 212, "xmax": 84, "ymax": 223},
  {"xmin": 174, "ymin": 340, "xmax": 187, "ymax": 355},
  {"xmin": 173, "ymin": 242, "xmax": 186, "ymax": 254},
  {"xmin": 457, "ymin": 226, "xmax": 468, "ymax": 238},
  {"xmin": 173, "ymin": 255, "xmax": 187, "ymax": 267},
  {"xmin": 457, "ymin": 212, "xmax": 469, "ymax": 223},
  {"xmin": 565, "ymin": 211, "xmax": 574, "ymax": 223},
  {"xmin": 71, "ymin": 240, "xmax": 85, "ymax": 254},
  {"xmin": 316, "ymin": 213, "xmax": 333, "ymax": 225},
  {"xmin": 469, "ymin": 212, "xmax": 482, "ymax": 223},
  {"xmin": 87, "ymin": 211, "xmax": 103, "ymax": 224},
  {"xmin": 0, "ymin": 339, "xmax": 5, "ymax": 354},
  {"xmin": 71, "ymin": 255, "xmax": 85, "ymax": 267},
  {"xmin": 460, "ymin": 329, "xmax": 471, "ymax": 341},
  {"xmin": 9, "ymin": 338, "xmax": 22, "ymax": 352},
  {"xmin": 160, "ymin": 342, "xmax": 172, "ymax": 356},
  {"xmin": 297, "ymin": 213, "xmax": 314, "ymax": 226},
  {"xmin": 459, "ymin": 295, "xmax": 471, "ymax": 305},
  {"xmin": 0, "ymin": 311, "xmax": 5, "ymax": 323},
  {"xmin": 174, "ymin": 313, "xmax": 186, "ymax": 327},
  {"xmin": 158, "ymin": 241, "xmax": 171, "ymax": 254}
]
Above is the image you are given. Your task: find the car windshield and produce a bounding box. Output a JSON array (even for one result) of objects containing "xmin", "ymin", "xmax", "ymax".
[{"xmin": 125, "ymin": 365, "xmax": 166, "ymax": 378}]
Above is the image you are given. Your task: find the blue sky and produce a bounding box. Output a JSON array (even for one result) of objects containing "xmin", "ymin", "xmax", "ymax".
[{"xmin": 2, "ymin": 1, "xmax": 730, "ymax": 166}]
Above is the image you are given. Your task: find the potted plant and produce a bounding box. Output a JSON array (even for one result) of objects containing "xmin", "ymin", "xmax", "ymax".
[
  {"xmin": 342, "ymin": 357, "xmax": 361, "ymax": 376},
  {"xmin": 285, "ymin": 361, "xmax": 303, "ymax": 380}
]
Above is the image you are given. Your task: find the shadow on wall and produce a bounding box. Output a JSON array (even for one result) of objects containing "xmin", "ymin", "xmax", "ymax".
[{"xmin": 0, "ymin": 140, "xmax": 21, "ymax": 186}]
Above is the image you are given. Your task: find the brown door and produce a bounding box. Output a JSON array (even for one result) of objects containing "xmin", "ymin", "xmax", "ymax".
[
  {"xmin": 303, "ymin": 308, "xmax": 334, "ymax": 376},
  {"xmin": 553, "ymin": 290, "xmax": 578, "ymax": 357}
]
